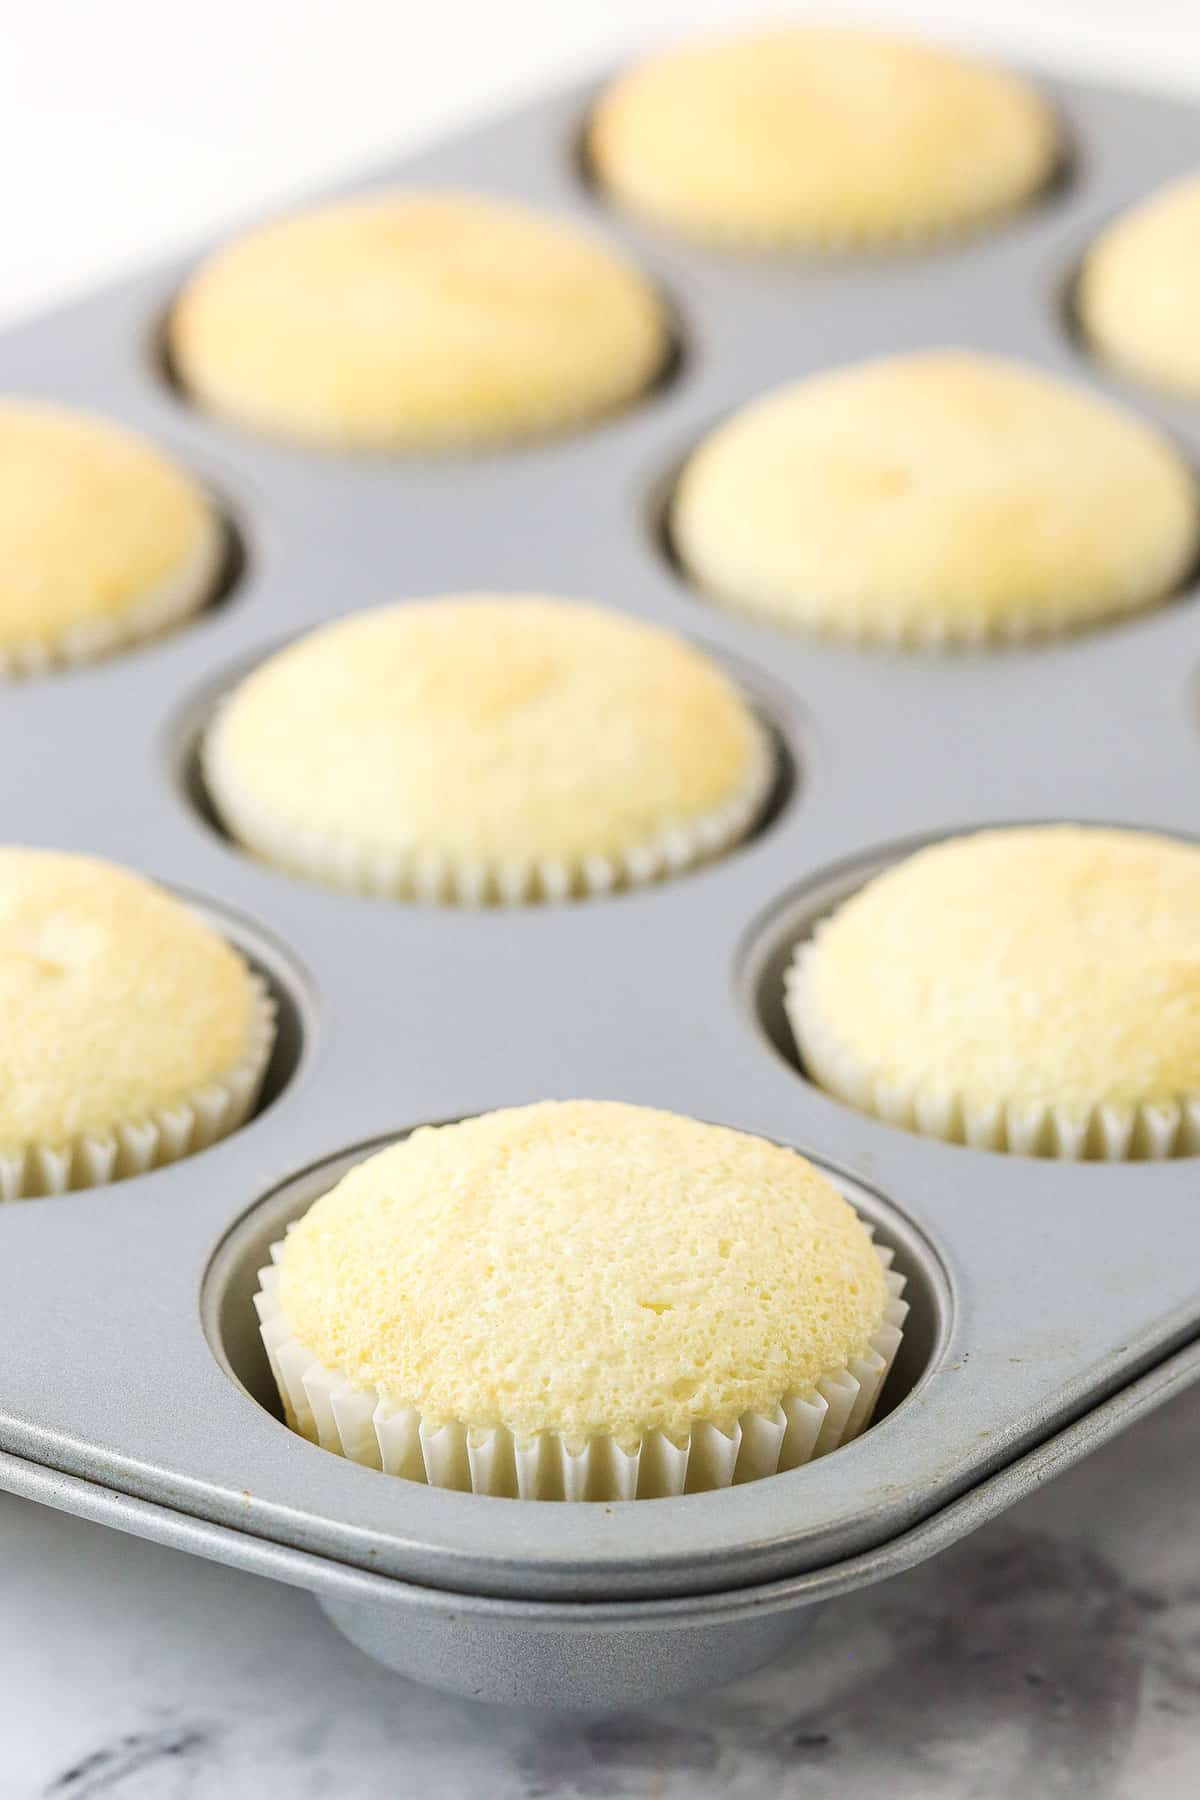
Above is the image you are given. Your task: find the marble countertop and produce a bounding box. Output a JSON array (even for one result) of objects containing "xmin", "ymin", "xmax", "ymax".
[{"xmin": 4, "ymin": 1373, "xmax": 1200, "ymax": 1799}]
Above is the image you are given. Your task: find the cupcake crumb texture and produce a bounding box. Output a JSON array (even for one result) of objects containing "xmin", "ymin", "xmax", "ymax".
[
  {"xmin": 277, "ymin": 1100, "xmax": 888, "ymax": 1448},
  {"xmin": 788, "ymin": 826, "xmax": 1200, "ymax": 1150},
  {"xmin": 1080, "ymin": 171, "xmax": 1200, "ymax": 399},
  {"xmin": 590, "ymin": 24, "xmax": 1058, "ymax": 249},
  {"xmin": 205, "ymin": 594, "xmax": 770, "ymax": 901},
  {"xmin": 673, "ymin": 350, "xmax": 1198, "ymax": 646},
  {"xmin": 0, "ymin": 848, "xmax": 263, "ymax": 1159},
  {"xmin": 170, "ymin": 190, "xmax": 669, "ymax": 449},
  {"xmin": 0, "ymin": 399, "xmax": 220, "ymax": 673}
]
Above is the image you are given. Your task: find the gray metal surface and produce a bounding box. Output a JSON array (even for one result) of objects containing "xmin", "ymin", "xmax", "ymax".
[
  {"xmin": 1, "ymin": 64, "xmax": 1199, "ymax": 1708},
  {"xmin": 5, "ymin": 1334, "xmax": 1198, "ymax": 1709}
]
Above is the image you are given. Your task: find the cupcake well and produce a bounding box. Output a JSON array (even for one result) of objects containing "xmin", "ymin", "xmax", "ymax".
[
  {"xmin": 169, "ymin": 191, "xmax": 671, "ymax": 450},
  {"xmin": 202, "ymin": 597, "xmax": 777, "ymax": 903},
  {"xmin": 255, "ymin": 1233, "xmax": 907, "ymax": 1500},
  {"xmin": 0, "ymin": 517, "xmax": 224, "ymax": 680},
  {"xmin": 0, "ymin": 401, "xmax": 225, "ymax": 678},
  {"xmin": 784, "ymin": 826, "xmax": 1200, "ymax": 1161},
  {"xmin": 787, "ymin": 938, "xmax": 1200, "ymax": 1160},
  {"xmin": 1078, "ymin": 171, "xmax": 1200, "ymax": 400},
  {"xmin": 0, "ymin": 974, "xmax": 275, "ymax": 1200},
  {"xmin": 589, "ymin": 25, "xmax": 1060, "ymax": 252},
  {"xmin": 205, "ymin": 708, "xmax": 775, "ymax": 905}
]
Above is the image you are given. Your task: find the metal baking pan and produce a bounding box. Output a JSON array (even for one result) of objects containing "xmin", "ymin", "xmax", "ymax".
[{"xmin": 1, "ymin": 60, "xmax": 1199, "ymax": 1712}]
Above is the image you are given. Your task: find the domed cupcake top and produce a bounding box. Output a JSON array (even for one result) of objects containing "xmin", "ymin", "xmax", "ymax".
[
  {"xmin": 672, "ymin": 351, "xmax": 1198, "ymax": 646},
  {"xmin": 589, "ymin": 24, "xmax": 1058, "ymax": 249},
  {"xmin": 170, "ymin": 191, "xmax": 669, "ymax": 449},
  {"xmin": 788, "ymin": 827, "xmax": 1200, "ymax": 1139},
  {"xmin": 0, "ymin": 400, "xmax": 221, "ymax": 673},
  {"xmin": 0, "ymin": 849, "xmax": 262, "ymax": 1155},
  {"xmin": 277, "ymin": 1100, "xmax": 888, "ymax": 1448},
  {"xmin": 1079, "ymin": 171, "xmax": 1200, "ymax": 399},
  {"xmin": 204, "ymin": 595, "xmax": 771, "ymax": 901}
]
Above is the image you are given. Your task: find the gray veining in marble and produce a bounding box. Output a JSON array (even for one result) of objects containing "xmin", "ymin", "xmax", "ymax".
[{"xmin": 5, "ymin": 1374, "xmax": 1200, "ymax": 1800}]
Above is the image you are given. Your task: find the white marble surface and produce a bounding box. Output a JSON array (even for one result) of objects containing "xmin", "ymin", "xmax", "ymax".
[{"xmin": 5, "ymin": 1374, "xmax": 1200, "ymax": 1799}]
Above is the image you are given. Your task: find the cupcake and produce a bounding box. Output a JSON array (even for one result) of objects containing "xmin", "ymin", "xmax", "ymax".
[
  {"xmin": 169, "ymin": 191, "xmax": 670, "ymax": 450},
  {"xmin": 671, "ymin": 351, "xmax": 1198, "ymax": 646},
  {"xmin": 786, "ymin": 826, "xmax": 1200, "ymax": 1158},
  {"xmin": 0, "ymin": 400, "xmax": 223, "ymax": 677},
  {"xmin": 255, "ymin": 1101, "xmax": 907, "ymax": 1499},
  {"xmin": 589, "ymin": 24, "xmax": 1058, "ymax": 251},
  {"xmin": 0, "ymin": 849, "xmax": 275, "ymax": 1198},
  {"xmin": 1078, "ymin": 172, "xmax": 1200, "ymax": 400},
  {"xmin": 203, "ymin": 595, "xmax": 773, "ymax": 903}
]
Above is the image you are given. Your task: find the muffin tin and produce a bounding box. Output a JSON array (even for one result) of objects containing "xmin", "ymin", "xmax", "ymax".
[{"xmin": 2, "ymin": 58, "xmax": 1200, "ymax": 1713}]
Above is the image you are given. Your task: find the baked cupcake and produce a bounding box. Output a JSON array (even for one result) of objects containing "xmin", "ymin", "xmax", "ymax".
[
  {"xmin": 787, "ymin": 826, "xmax": 1200, "ymax": 1159},
  {"xmin": 0, "ymin": 850, "xmax": 275, "ymax": 1198},
  {"xmin": 589, "ymin": 24, "xmax": 1058, "ymax": 251},
  {"xmin": 1078, "ymin": 172, "xmax": 1200, "ymax": 399},
  {"xmin": 0, "ymin": 400, "xmax": 223, "ymax": 677},
  {"xmin": 169, "ymin": 191, "xmax": 670, "ymax": 450},
  {"xmin": 204, "ymin": 595, "xmax": 773, "ymax": 903},
  {"xmin": 255, "ymin": 1101, "xmax": 907, "ymax": 1499},
  {"xmin": 672, "ymin": 351, "xmax": 1198, "ymax": 646}
]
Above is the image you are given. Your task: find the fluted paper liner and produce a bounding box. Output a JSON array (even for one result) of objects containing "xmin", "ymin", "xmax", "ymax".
[
  {"xmin": 683, "ymin": 564, "xmax": 1155, "ymax": 652},
  {"xmin": 255, "ymin": 1233, "xmax": 907, "ymax": 1500},
  {"xmin": 786, "ymin": 935, "xmax": 1200, "ymax": 1159},
  {"xmin": 591, "ymin": 121, "xmax": 1059, "ymax": 259},
  {"xmin": 204, "ymin": 718, "xmax": 776, "ymax": 906},
  {"xmin": 629, "ymin": 208, "xmax": 1034, "ymax": 256},
  {"xmin": 0, "ymin": 517, "xmax": 225, "ymax": 680},
  {"xmin": 0, "ymin": 974, "xmax": 276, "ymax": 1200}
]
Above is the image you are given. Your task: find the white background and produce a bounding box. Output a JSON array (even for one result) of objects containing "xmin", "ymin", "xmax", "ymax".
[{"xmin": 0, "ymin": 0, "xmax": 1197, "ymax": 330}]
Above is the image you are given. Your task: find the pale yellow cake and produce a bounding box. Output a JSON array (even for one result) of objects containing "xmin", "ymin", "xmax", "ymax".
[
  {"xmin": 672, "ymin": 351, "xmax": 1199, "ymax": 646},
  {"xmin": 1078, "ymin": 172, "xmax": 1200, "ymax": 398},
  {"xmin": 204, "ymin": 595, "xmax": 771, "ymax": 902},
  {"xmin": 0, "ymin": 849, "xmax": 273, "ymax": 1189},
  {"xmin": 0, "ymin": 401, "xmax": 221, "ymax": 674},
  {"xmin": 170, "ymin": 191, "xmax": 669, "ymax": 449},
  {"xmin": 787, "ymin": 827, "xmax": 1200, "ymax": 1156},
  {"xmin": 589, "ymin": 24, "xmax": 1058, "ymax": 249},
  {"xmin": 275, "ymin": 1100, "xmax": 889, "ymax": 1449}
]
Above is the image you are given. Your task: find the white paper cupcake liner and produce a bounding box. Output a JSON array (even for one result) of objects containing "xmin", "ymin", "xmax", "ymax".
[
  {"xmin": 0, "ymin": 974, "xmax": 276, "ymax": 1200},
  {"xmin": 254, "ymin": 1233, "xmax": 907, "ymax": 1500},
  {"xmin": 612, "ymin": 185, "xmax": 1056, "ymax": 259},
  {"xmin": 203, "ymin": 716, "xmax": 776, "ymax": 906},
  {"xmin": 0, "ymin": 513, "xmax": 225, "ymax": 680},
  {"xmin": 785, "ymin": 937, "xmax": 1200, "ymax": 1160},
  {"xmin": 680, "ymin": 554, "xmax": 1170, "ymax": 652}
]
